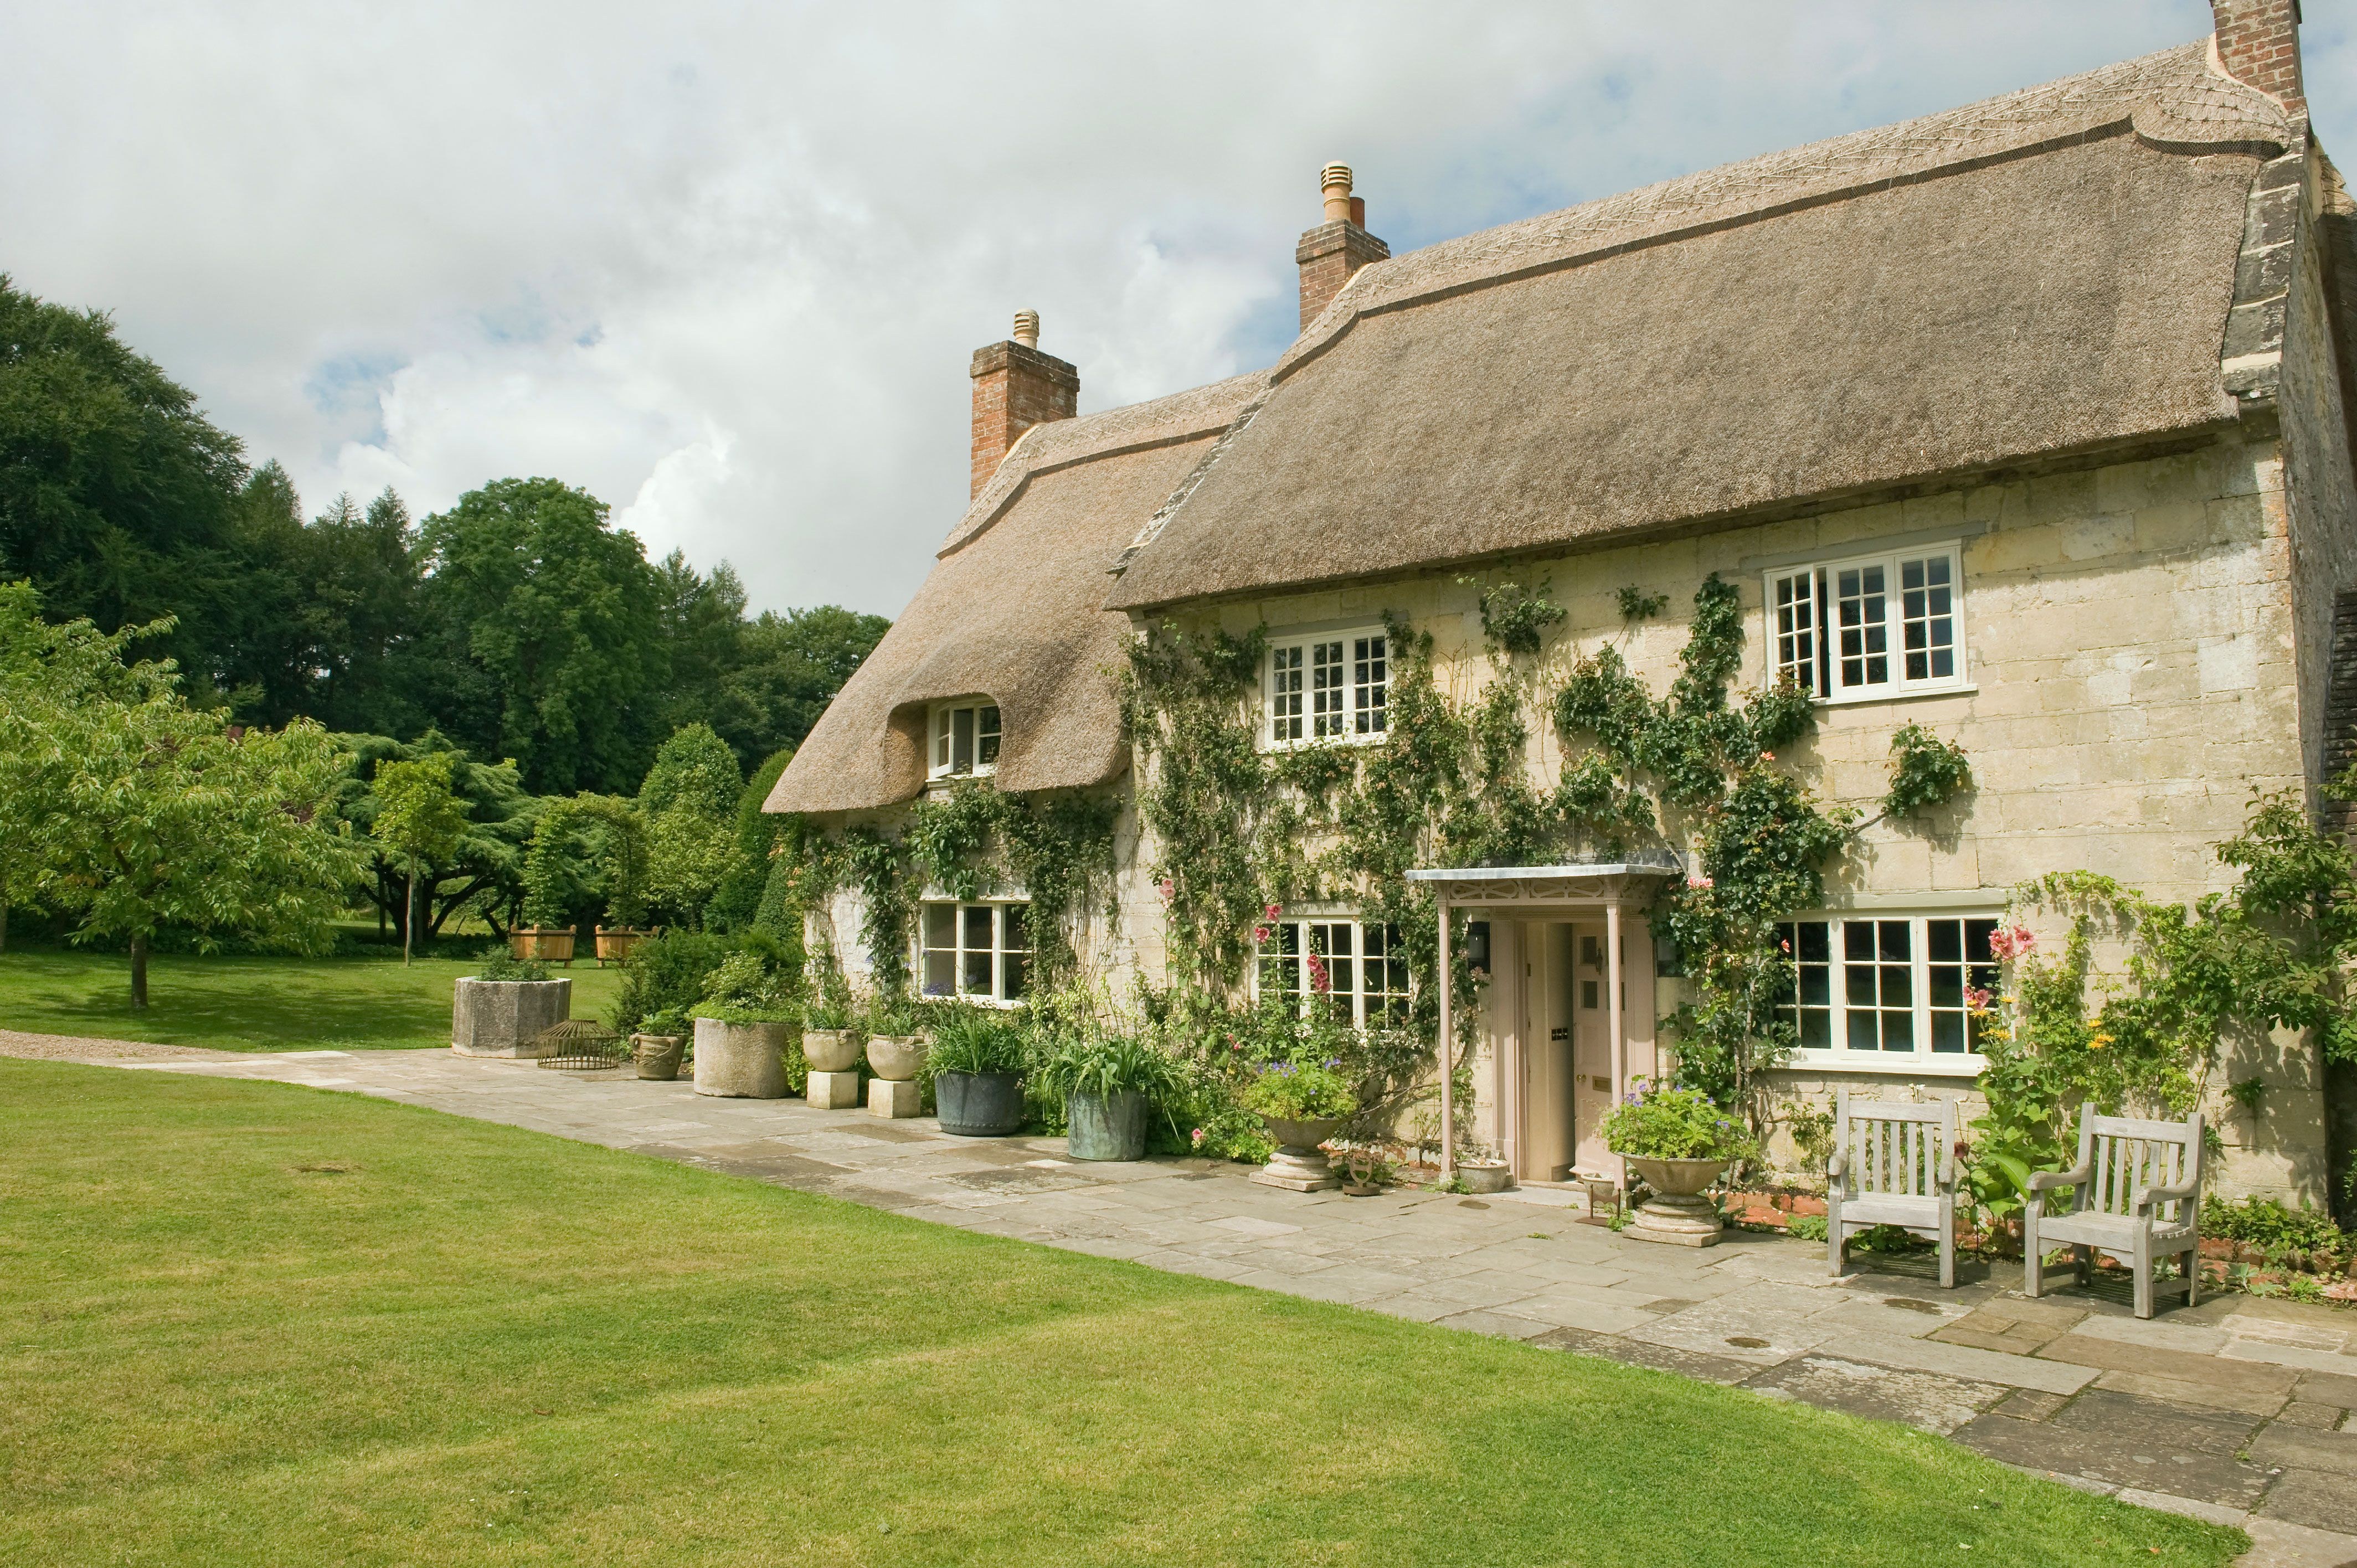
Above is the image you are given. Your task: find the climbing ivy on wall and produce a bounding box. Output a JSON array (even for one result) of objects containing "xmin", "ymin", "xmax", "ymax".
[{"xmin": 1122, "ymin": 573, "xmax": 1977, "ymax": 1136}]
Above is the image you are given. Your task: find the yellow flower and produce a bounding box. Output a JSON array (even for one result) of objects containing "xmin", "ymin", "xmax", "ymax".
[{"xmin": 2088, "ymin": 1033, "xmax": 2111, "ymax": 1050}]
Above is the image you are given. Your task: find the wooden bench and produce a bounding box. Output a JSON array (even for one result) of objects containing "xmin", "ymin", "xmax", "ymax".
[
  {"xmin": 2025, "ymin": 1107, "xmax": 2204, "ymax": 1319},
  {"xmin": 1827, "ymin": 1090, "xmax": 1957, "ymax": 1288}
]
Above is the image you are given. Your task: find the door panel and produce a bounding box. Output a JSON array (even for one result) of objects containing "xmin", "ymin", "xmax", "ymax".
[
  {"xmin": 1572, "ymin": 924, "xmax": 1612, "ymax": 1173},
  {"xmin": 1519, "ymin": 922, "xmax": 1575, "ymax": 1182}
]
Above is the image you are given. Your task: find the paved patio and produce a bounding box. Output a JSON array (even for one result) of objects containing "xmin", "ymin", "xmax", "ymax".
[{"xmin": 55, "ymin": 1042, "xmax": 2357, "ymax": 1567}]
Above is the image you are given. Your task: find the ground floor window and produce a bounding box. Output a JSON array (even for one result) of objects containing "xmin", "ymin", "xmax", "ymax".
[
  {"xmin": 1773, "ymin": 912, "xmax": 1998, "ymax": 1066},
  {"xmin": 1255, "ymin": 917, "xmax": 1409, "ymax": 1028},
  {"xmin": 918, "ymin": 901, "xmax": 1027, "ymax": 1003}
]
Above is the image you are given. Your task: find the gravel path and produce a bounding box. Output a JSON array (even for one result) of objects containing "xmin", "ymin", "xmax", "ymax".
[{"xmin": 0, "ymin": 1029, "xmax": 245, "ymax": 1062}]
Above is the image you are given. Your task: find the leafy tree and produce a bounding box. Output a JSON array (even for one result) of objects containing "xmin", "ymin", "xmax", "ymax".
[
  {"xmin": 336, "ymin": 734, "xmax": 541, "ymax": 943},
  {"xmin": 711, "ymin": 605, "xmax": 890, "ymax": 766},
  {"xmin": 706, "ymin": 746, "xmax": 795, "ymax": 932},
  {"xmin": 0, "ymin": 583, "xmax": 363, "ymax": 1008},
  {"xmin": 416, "ymin": 477, "xmax": 663, "ymax": 794},
  {"xmin": 640, "ymin": 724, "xmax": 743, "ymax": 929},
  {"xmin": 370, "ymin": 751, "xmax": 469, "ymax": 965}
]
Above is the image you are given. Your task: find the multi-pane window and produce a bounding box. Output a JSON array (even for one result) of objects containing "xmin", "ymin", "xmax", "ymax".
[
  {"xmin": 1256, "ymin": 917, "xmax": 1410, "ymax": 1028},
  {"xmin": 1768, "ymin": 546, "xmax": 1963, "ymax": 699},
  {"xmin": 918, "ymin": 901, "xmax": 1028, "ymax": 1003},
  {"xmin": 929, "ymin": 701, "xmax": 1002, "ymax": 779},
  {"xmin": 1266, "ymin": 630, "xmax": 1387, "ymax": 746},
  {"xmin": 1773, "ymin": 914, "xmax": 1999, "ymax": 1064}
]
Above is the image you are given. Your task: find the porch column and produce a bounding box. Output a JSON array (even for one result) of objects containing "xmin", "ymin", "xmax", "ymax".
[
  {"xmin": 1437, "ymin": 894, "xmax": 1453, "ymax": 1181},
  {"xmin": 1606, "ymin": 896, "xmax": 1625, "ymax": 1186}
]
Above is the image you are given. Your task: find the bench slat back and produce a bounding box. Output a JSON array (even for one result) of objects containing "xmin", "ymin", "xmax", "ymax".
[
  {"xmin": 2076, "ymin": 1111, "xmax": 2201, "ymax": 1224},
  {"xmin": 1836, "ymin": 1092, "xmax": 1952, "ymax": 1200}
]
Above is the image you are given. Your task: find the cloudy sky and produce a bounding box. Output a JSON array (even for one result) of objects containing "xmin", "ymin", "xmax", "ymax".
[{"xmin": 4, "ymin": 2, "xmax": 2348, "ymax": 618}]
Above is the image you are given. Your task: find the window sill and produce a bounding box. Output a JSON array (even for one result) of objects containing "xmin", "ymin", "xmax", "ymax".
[
  {"xmin": 925, "ymin": 768, "xmax": 999, "ymax": 787},
  {"xmin": 1777, "ymin": 1053, "xmax": 1986, "ymax": 1078},
  {"xmin": 1810, "ymin": 683, "xmax": 1975, "ymax": 709},
  {"xmin": 918, "ymin": 992, "xmax": 1023, "ymax": 1010},
  {"xmin": 1262, "ymin": 732, "xmax": 1388, "ymax": 755}
]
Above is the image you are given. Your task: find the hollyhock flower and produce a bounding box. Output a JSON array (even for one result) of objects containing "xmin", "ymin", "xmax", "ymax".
[
  {"xmin": 1264, "ymin": 903, "xmax": 1282, "ymax": 919},
  {"xmin": 1963, "ymin": 984, "xmax": 1994, "ymax": 1013},
  {"xmin": 1308, "ymin": 954, "xmax": 1332, "ymax": 994},
  {"xmin": 1190, "ymin": 1127, "xmax": 1207, "ymax": 1146},
  {"xmin": 1253, "ymin": 924, "xmax": 1271, "ymax": 944},
  {"xmin": 1987, "ymin": 924, "xmax": 2036, "ymax": 961},
  {"xmin": 1686, "ymin": 874, "xmax": 1714, "ymax": 890},
  {"xmin": 1156, "ymin": 878, "xmax": 1175, "ymax": 903}
]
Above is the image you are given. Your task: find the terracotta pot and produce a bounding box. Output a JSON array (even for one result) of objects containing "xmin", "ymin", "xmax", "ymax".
[
  {"xmin": 510, "ymin": 927, "xmax": 576, "ymax": 963},
  {"xmin": 595, "ymin": 926, "xmax": 651, "ymax": 963},
  {"xmin": 866, "ymin": 1035, "xmax": 926, "ymax": 1081},
  {"xmin": 631, "ymin": 1033, "xmax": 684, "ymax": 1080},
  {"xmin": 802, "ymin": 1028, "xmax": 863, "ymax": 1073}
]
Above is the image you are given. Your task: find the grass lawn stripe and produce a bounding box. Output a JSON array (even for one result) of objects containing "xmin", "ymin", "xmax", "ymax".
[{"xmin": 0, "ymin": 1060, "xmax": 2242, "ymax": 1566}]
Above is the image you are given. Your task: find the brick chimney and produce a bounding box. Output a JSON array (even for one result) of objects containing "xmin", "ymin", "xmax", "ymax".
[
  {"xmin": 1296, "ymin": 162, "xmax": 1390, "ymax": 332},
  {"xmin": 969, "ymin": 310, "xmax": 1078, "ymax": 499},
  {"xmin": 2212, "ymin": 0, "xmax": 2306, "ymax": 124}
]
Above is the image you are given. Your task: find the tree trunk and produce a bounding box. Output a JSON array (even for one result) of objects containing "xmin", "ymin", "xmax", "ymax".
[
  {"xmin": 130, "ymin": 932, "xmax": 149, "ymax": 1010},
  {"xmin": 403, "ymin": 854, "xmax": 416, "ymax": 967},
  {"xmin": 0, "ymin": 876, "xmax": 9, "ymax": 955}
]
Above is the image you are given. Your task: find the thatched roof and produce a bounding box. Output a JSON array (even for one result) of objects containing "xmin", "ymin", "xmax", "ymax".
[
  {"xmin": 1107, "ymin": 41, "xmax": 2297, "ymax": 612},
  {"xmin": 768, "ymin": 375, "xmax": 1262, "ymax": 815}
]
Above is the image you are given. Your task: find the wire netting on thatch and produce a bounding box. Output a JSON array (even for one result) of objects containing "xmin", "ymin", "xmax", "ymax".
[{"xmin": 531, "ymin": 1019, "xmax": 627, "ymax": 1071}]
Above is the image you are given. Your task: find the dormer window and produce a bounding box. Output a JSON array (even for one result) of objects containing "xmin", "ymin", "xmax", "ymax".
[{"xmin": 930, "ymin": 700, "xmax": 1001, "ymax": 779}]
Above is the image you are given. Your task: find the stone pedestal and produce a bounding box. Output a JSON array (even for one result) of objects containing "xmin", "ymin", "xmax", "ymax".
[
  {"xmin": 868, "ymin": 1077, "xmax": 922, "ymax": 1118},
  {"xmin": 807, "ymin": 1070, "xmax": 862, "ymax": 1110},
  {"xmin": 1627, "ymin": 1192, "xmax": 1725, "ymax": 1247},
  {"xmin": 1253, "ymin": 1146, "xmax": 1339, "ymax": 1193}
]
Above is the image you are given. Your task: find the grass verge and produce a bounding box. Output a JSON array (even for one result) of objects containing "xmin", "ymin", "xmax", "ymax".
[
  {"xmin": 0, "ymin": 1060, "xmax": 2244, "ymax": 1566},
  {"xmin": 0, "ymin": 945, "xmax": 622, "ymax": 1051}
]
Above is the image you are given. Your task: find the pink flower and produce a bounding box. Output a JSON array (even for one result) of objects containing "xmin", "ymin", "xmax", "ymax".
[
  {"xmin": 1264, "ymin": 903, "xmax": 1282, "ymax": 919},
  {"xmin": 1686, "ymin": 874, "xmax": 1714, "ymax": 890},
  {"xmin": 1190, "ymin": 1127, "xmax": 1207, "ymax": 1146},
  {"xmin": 1963, "ymin": 984, "xmax": 1995, "ymax": 1013},
  {"xmin": 1156, "ymin": 878, "xmax": 1175, "ymax": 903},
  {"xmin": 1308, "ymin": 953, "xmax": 1332, "ymax": 995},
  {"xmin": 1253, "ymin": 924, "xmax": 1271, "ymax": 944},
  {"xmin": 1987, "ymin": 924, "xmax": 2036, "ymax": 961},
  {"xmin": 1759, "ymin": 750, "xmax": 1774, "ymax": 762}
]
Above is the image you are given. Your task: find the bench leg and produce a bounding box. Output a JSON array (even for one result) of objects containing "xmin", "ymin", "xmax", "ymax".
[
  {"xmin": 2075, "ymin": 1245, "xmax": 2091, "ymax": 1288},
  {"xmin": 2024, "ymin": 1234, "xmax": 2042, "ymax": 1299},
  {"xmin": 2186, "ymin": 1245, "xmax": 2200, "ymax": 1309},
  {"xmin": 2133, "ymin": 1235, "xmax": 2154, "ymax": 1320}
]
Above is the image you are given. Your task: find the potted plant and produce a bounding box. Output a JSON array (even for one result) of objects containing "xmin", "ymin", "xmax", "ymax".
[
  {"xmin": 689, "ymin": 951, "xmax": 795, "ymax": 1099},
  {"xmin": 1454, "ymin": 1144, "xmax": 1515, "ymax": 1195},
  {"xmin": 631, "ymin": 1005, "xmax": 689, "ymax": 1081},
  {"xmin": 862, "ymin": 992, "xmax": 927, "ymax": 1083},
  {"xmin": 589, "ymin": 797, "xmax": 653, "ymax": 964},
  {"xmin": 928, "ymin": 1004, "xmax": 1028, "ymax": 1137},
  {"xmin": 800, "ymin": 991, "xmax": 863, "ymax": 1074},
  {"xmin": 451, "ymin": 948, "xmax": 571, "ymax": 1057},
  {"xmin": 1241, "ymin": 1058, "xmax": 1357, "ymax": 1192},
  {"xmin": 1039, "ymin": 1029, "xmax": 1180, "ymax": 1162},
  {"xmin": 513, "ymin": 808, "xmax": 580, "ymax": 964},
  {"xmin": 1602, "ymin": 1077, "xmax": 1758, "ymax": 1247}
]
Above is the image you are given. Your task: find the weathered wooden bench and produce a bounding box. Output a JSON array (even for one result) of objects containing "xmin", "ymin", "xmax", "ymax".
[
  {"xmin": 1827, "ymin": 1090, "xmax": 1957, "ymax": 1288},
  {"xmin": 2025, "ymin": 1107, "xmax": 2204, "ymax": 1319}
]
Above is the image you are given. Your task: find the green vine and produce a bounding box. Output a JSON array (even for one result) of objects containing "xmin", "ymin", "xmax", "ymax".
[{"xmin": 905, "ymin": 781, "xmax": 1119, "ymax": 990}]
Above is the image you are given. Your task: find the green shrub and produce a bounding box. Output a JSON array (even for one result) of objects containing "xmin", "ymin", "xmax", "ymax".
[
  {"xmin": 2202, "ymin": 1195, "xmax": 2345, "ymax": 1257},
  {"xmin": 612, "ymin": 931, "xmax": 734, "ymax": 1033},
  {"xmin": 1785, "ymin": 1211, "xmax": 1829, "ymax": 1242},
  {"xmin": 1601, "ymin": 1079, "xmax": 1756, "ymax": 1162},
  {"xmin": 1238, "ymin": 1059, "xmax": 1357, "ymax": 1121},
  {"xmin": 927, "ymin": 1004, "xmax": 1027, "ymax": 1076},
  {"xmin": 474, "ymin": 947, "xmax": 551, "ymax": 982},
  {"xmin": 1037, "ymin": 1029, "xmax": 1183, "ymax": 1102},
  {"xmin": 693, "ymin": 950, "xmax": 796, "ymax": 1025}
]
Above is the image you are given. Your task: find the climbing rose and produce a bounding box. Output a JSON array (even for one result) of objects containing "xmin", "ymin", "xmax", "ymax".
[{"xmin": 1686, "ymin": 874, "xmax": 1714, "ymax": 890}]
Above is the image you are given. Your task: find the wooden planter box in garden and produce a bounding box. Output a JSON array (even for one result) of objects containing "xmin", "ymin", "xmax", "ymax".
[
  {"xmin": 594, "ymin": 926, "xmax": 651, "ymax": 964},
  {"xmin": 510, "ymin": 927, "xmax": 576, "ymax": 964},
  {"xmin": 451, "ymin": 977, "xmax": 572, "ymax": 1058}
]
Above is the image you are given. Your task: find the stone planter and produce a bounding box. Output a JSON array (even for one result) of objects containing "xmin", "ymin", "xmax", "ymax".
[
  {"xmin": 866, "ymin": 1035, "xmax": 925, "ymax": 1081},
  {"xmin": 692, "ymin": 1018, "xmax": 788, "ymax": 1099},
  {"xmin": 1254, "ymin": 1115, "xmax": 1342, "ymax": 1192},
  {"xmin": 936, "ymin": 1070, "xmax": 1025, "ymax": 1136},
  {"xmin": 451, "ymin": 977, "xmax": 572, "ymax": 1057},
  {"xmin": 1067, "ymin": 1089, "xmax": 1147, "ymax": 1162},
  {"xmin": 595, "ymin": 926, "xmax": 652, "ymax": 964},
  {"xmin": 1623, "ymin": 1156, "xmax": 1732, "ymax": 1247},
  {"xmin": 510, "ymin": 926, "xmax": 576, "ymax": 964},
  {"xmin": 1455, "ymin": 1158, "xmax": 1515, "ymax": 1195},
  {"xmin": 802, "ymin": 1029, "xmax": 863, "ymax": 1073},
  {"xmin": 631, "ymin": 1033, "xmax": 684, "ymax": 1080}
]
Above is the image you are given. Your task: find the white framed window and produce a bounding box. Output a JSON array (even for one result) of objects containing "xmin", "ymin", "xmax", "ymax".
[
  {"xmin": 929, "ymin": 700, "xmax": 1002, "ymax": 780},
  {"xmin": 918, "ymin": 901, "xmax": 1028, "ymax": 1003},
  {"xmin": 1264, "ymin": 630, "xmax": 1387, "ymax": 747},
  {"xmin": 1767, "ymin": 545, "xmax": 1964, "ymax": 700},
  {"xmin": 1773, "ymin": 912, "xmax": 1999, "ymax": 1072},
  {"xmin": 1255, "ymin": 916, "xmax": 1410, "ymax": 1029}
]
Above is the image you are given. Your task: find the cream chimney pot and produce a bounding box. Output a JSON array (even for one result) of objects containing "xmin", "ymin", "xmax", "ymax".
[
  {"xmin": 1012, "ymin": 309, "xmax": 1040, "ymax": 348},
  {"xmin": 1321, "ymin": 162, "xmax": 1352, "ymax": 223}
]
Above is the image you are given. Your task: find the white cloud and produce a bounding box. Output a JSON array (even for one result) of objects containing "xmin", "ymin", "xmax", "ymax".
[{"xmin": 2, "ymin": 1, "xmax": 2345, "ymax": 616}]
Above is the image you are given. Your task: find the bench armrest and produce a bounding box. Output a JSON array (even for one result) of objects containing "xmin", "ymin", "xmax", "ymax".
[
  {"xmin": 2135, "ymin": 1176, "xmax": 2199, "ymax": 1214},
  {"xmin": 1826, "ymin": 1153, "xmax": 1846, "ymax": 1183},
  {"xmin": 2027, "ymin": 1164, "xmax": 2090, "ymax": 1194}
]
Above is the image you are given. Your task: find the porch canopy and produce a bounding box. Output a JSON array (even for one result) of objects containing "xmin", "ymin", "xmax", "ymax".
[{"xmin": 1405, "ymin": 859, "xmax": 1682, "ymax": 1181}]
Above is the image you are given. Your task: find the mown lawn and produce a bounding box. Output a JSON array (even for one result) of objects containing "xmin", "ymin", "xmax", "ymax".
[
  {"xmin": 0, "ymin": 1061, "xmax": 2244, "ymax": 1567},
  {"xmin": 0, "ymin": 945, "xmax": 622, "ymax": 1051}
]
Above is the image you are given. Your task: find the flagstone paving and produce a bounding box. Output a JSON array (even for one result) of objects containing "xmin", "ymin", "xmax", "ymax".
[{"xmin": 39, "ymin": 1040, "xmax": 2357, "ymax": 1568}]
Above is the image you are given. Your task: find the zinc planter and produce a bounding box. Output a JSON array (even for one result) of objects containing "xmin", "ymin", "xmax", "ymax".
[
  {"xmin": 692, "ymin": 1018, "xmax": 788, "ymax": 1099},
  {"xmin": 510, "ymin": 926, "xmax": 576, "ymax": 964},
  {"xmin": 802, "ymin": 1029, "xmax": 863, "ymax": 1072},
  {"xmin": 1623, "ymin": 1156, "xmax": 1732, "ymax": 1247},
  {"xmin": 936, "ymin": 1071, "xmax": 1026, "ymax": 1137},
  {"xmin": 1066, "ymin": 1090, "xmax": 1147, "ymax": 1162},
  {"xmin": 451, "ymin": 977, "xmax": 572, "ymax": 1057},
  {"xmin": 631, "ymin": 1033, "xmax": 685, "ymax": 1081},
  {"xmin": 595, "ymin": 926, "xmax": 652, "ymax": 964},
  {"xmin": 865, "ymin": 1035, "xmax": 926, "ymax": 1081},
  {"xmin": 1254, "ymin": 1115, "xmax": 1342, "ymax": 1193},
  {"xmin": 1455, "ymin": 1159, "xmax": 1515, "ymax": 1195}
]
